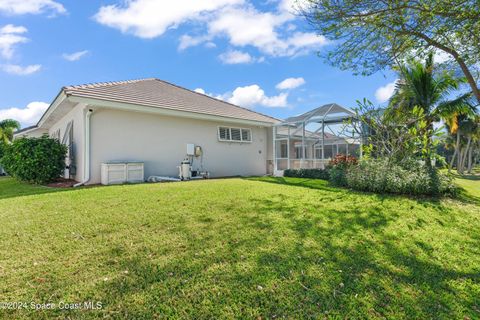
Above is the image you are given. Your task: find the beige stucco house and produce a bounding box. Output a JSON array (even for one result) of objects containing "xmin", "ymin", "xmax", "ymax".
[{"xmin": 14, "ymin": 79, "xmax": 278, "ymax": 185}]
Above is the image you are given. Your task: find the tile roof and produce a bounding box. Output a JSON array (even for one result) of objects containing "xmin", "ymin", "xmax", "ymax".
[{"xmin": 63, "ymin": 78, "xmax": 278, "ymax": 124}]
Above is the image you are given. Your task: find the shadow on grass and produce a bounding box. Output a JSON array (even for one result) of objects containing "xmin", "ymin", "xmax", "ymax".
[
  {"xmin": 455, "ymin": 174, "xmax": 480, "ymax": 181},
  {"xmin": 456, "ymin": 188, "xmax": 480, "ymax": 205},
  {"xmin": 84, "ymin": 190, "xmax": 479, "ymax": 319},
  {"xmin": 245, "ymin": 176, "xmax": 342, "ymax": 193},
  {"xmin": 246, "ymin": 176, "xmax": 455, "ymax": 212},
  {"xmin": 0, "ymin": 177, "xmax": 71, "ymax": 200}
]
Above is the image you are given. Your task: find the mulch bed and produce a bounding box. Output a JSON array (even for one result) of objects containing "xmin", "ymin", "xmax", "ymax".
[{"xmin": 46, "ymin": 178, "xmax": 78, "ymax": 188}]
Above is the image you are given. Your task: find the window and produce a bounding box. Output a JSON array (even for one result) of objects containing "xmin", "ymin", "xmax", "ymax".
[
  {"xmin": 218, "ymin": 127, "xmax": 252, "ymax": 142},
  {"xmin": 219, "ymin": 127, "xmax": 231, "ymax": 140},
  {"xmin": 315, "ymin": 147, "xmax": 323, "ymax": 159},
  {"xmin": 231, "ymin": 128, "xmax": 241, "ymax": 141},
  {"xmin": 280, "ymin": 141, "xmax": 288, "ymax": 158},
  {"xmin": 294, "ymin": 143, "xmax": 306, "ymax": 159},
  {"xmin": 241, "ymin": 129, "xmax": 251, "ymax": 142},
  {"xmin": 324, "ymin": 145, "xmax": 334, "ymax": 159},
  {"xmin": 276, "ymin": 140, "xmax": 288, "ymax": 158}
]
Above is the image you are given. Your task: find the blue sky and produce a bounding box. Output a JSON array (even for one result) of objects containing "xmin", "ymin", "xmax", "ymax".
[{"xmin": 0, "ymin": 0, "xmax": 396, "ymax": 127}]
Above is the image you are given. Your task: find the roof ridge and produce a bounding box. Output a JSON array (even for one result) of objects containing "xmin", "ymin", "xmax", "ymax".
[
  {"xmin": 153, "ymin": 78, "xmax": 280, "ymax": 122},
  {"xmin": 64, "ymin": 78, "xmax": 156, "ymax": 90}
]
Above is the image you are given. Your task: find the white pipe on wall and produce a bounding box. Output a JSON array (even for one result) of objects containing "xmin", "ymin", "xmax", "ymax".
[{"xmin": 74, "ymin": 108, "xmax": 93, "ymax": 187}]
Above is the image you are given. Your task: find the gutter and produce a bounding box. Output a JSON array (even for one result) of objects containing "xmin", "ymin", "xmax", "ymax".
[{"xmin": 74, "ymin": 108, "xmax": 93, "ymax": 187}]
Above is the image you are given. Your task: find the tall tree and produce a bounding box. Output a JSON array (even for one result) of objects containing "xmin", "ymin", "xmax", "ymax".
[
  {"xmin": 457, "ymin": 115, "xmax": 480, "ymax": 173},
  {"xmin": 389, "ymin": 53, "xmax": 476, "ymax": 165},
  {"xmin": 0, "ymin": 119, "xmax": 20, "ymax": 144},
  {"xmin": 469, "ymin": 118, "xmax": 480, "ymax": 173},
  {"xmin": 301, "ymin": 0, "xmax": 480, "ymax": 103}
]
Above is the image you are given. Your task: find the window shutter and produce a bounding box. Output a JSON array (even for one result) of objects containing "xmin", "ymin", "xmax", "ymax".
[
  {"xmin": 231, "ymin": 128, "xmax": 241, "ymax": 141},
  {"xmin": 218, "ymin": 127, "xmax": 252, "ymax": 142},
  {"xmin": 241, "ymin": 129, "xmax": 251, "ymax": 141},
  {"xmin": 219, "ymin": 127, "xmax": 230, "ymax": 140}
]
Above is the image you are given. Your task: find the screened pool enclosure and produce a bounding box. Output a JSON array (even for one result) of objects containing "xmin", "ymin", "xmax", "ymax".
[{"xmin": 273, "ymin": 103, "xmax": 362, "ymax": 173}]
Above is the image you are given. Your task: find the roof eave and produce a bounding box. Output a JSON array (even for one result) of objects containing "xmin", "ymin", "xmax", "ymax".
[
  {"xmin": 36, "ymin": 90, "xmax": 68, "ymax": 129},
  {"xmin": 13, "ymin": 125, "xmax": 38, "ymax": 136},
  {"xmin": 68, "ymin": 95, "xmax": 277, "ymax": 127}
]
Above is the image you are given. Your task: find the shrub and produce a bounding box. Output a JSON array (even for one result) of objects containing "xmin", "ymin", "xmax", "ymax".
[
  {"xmin": 328, "ymin": 154, "xmax": 358, "ymax": 186},
  {"xmin": 0, "ymin": 142, "xmax": 5, "ymax": 160},
  {"xmin": 1, "ymin": 136, "xmax": 67, "ymax": 184},
  {"xmin": 345, "ymin": 159, "xmax": 457, "ymax": 196},
  {"xmin": 284, "ymin": 168, "xmax": 330, "ymax": 180},
  {"xmin": 329, "ymin": 154, "xmax": 358, "ymax": 167},
  {"xmin": 328, "ymin": 166, "xmax": 348, "ymax": 186}
]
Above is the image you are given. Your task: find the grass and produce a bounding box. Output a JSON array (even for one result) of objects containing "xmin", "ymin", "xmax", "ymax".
[
  {"xmin": 454, "ymin": 172, "xmax": 480, "ymax": 199},
  {"xmin": 0, "ymin": 176, "xmax": 479, "ymax": 319}
]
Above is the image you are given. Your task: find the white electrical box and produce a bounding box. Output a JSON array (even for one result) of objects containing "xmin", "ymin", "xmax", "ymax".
[
  {"xmin": 101, "ymin": 162, "xmax": 144, "ymax": 185},
  {"xmin": 186, "ymin": 144, "xmax": 195, "ymax": 156}
]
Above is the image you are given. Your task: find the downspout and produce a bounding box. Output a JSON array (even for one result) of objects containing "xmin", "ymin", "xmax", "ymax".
[{"xmin": 74, "ymin": 108, "xmax": 93, "ymax": 187}]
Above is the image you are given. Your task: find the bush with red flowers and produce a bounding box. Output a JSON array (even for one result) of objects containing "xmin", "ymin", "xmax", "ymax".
[{"xmin": 329, "ymin": 154, "xmax": 358, "ymax": 167}]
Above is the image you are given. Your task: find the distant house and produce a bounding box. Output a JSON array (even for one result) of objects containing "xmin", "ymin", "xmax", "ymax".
[
  {"xmin": 14, "ymin": 79, "xmax": 278, "ymax": 185},
  {"xmin": 14, "ymin": 78, "xmax": 359, "ymax": 185}
]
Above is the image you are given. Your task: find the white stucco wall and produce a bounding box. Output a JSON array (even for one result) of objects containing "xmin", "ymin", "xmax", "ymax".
[
  {"xmin": 47, "ymin": 104, "xmax": 85, "ymax": 180},
  {"xmin": 88, "ymin": 108, "xmax": 272, "ymax": 184}
]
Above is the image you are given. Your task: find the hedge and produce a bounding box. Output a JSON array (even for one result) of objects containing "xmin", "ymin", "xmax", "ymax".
[
  {"xmin": 283, "ymin": 168, "xmax": 330, "ymax": 180},
  {"xmin": 1, "ymin": 136, "xmax": 67, "ymax": 184},
  {"xmin": 345, "ymin": 159, "xmax": 457, "ymax": 196}
]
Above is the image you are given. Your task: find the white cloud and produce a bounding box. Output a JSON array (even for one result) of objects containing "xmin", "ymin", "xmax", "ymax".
[
  {"xmin": 227, "ymin": 84, "xmax": 288, "ymax": 108},
  {"xmin": 204, "ymin": 41, "xmax": 216, "ymax": 48},
  {"xmin": 2, "ymin": 64, "xmax": 41, "ymax": 75},
  {"xmin": 178, "ymin": 34, "xmax": 212, "ymax": 51},
  {"xmin": 208, "ymin": 5, "xmax": 289, "ymax": 55},
  {"xmin": 94, "ymin": 0, "xmax": 327, "ymax": 59},
  {"xmin": 219, "ymin": 50, "xmax": 255, "ymax": 64},
  {"xmin": 0, "ymin": 24, "xmax": 28, "ymax": 59},
  {"xmin": 94, "ymin": 0, "xmax": 243, "ymax": 39},
  {"xmin": 0, "ymin": 0, "xmax": 66, "ymax": 15},
  {"xmin": 375, "ymin": 80, "xmax": 397, "ymax": 103},
  {"xmin": 276, "ymin": 77, "xmax": 305, "ymax": 90},
  {"xmin": 0, "ymin": 101, "xmax": 49, "ymax": 126},
  {"xmin": 0, "ymin": 24, "xmax": 27, "ymax": 34},
  {"xmin": 206, "ymin": 4, "xmax": 327, "ymax": 57},
  {"xmin": 62, "ymin": 50, "xmax": 89, "ymax": 61},
  {"xmin": 194, "ymin": 82, "xmax": 290, "ymax": 108}
]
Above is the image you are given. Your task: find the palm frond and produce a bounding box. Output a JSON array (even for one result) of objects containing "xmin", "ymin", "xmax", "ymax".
[
  {"xmin": 0, "ymin": 119, "xmax": 20, "ymax": 130},
  {"xmin": 435, "ymin": 92, "xmax": 477, "ymax": 119},
  {"xmin": 0, "ymin": 119, "xmax": 20, "ymax": 144}
]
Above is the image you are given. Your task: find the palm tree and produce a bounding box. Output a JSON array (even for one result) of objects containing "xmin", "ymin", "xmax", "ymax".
[
  {"xmin": 460, "ymin": 115, "xmax": 480, "ymax": 173},
  {"xmin": 0, "ymin": 119, "xmax": 20, "ymax": 144},
  {"xmin": 390, "ymin": 53, "xmax": 476, "ymax": 167},
  {"xmin": 470, "ymin": 120, "xmax": 480, "ymax": 173}
]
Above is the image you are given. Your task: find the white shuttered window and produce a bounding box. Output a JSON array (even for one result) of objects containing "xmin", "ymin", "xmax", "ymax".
[{"xmin": 218, "ymin": 127, "xmax": 252, "ymax": 142}]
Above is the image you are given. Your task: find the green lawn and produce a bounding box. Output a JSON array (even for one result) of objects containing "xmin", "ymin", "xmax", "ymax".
[
  {"xmin": 454, "ymin": 173, "xmax": 480, "ymax": 199},
  {"xmin": 0, "ymin": 176, "xmax": 479, "ymax": 319}
]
